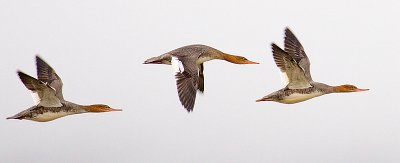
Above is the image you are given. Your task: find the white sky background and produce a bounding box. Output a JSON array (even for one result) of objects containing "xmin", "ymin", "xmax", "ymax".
[{"xmin": 1, "ymin": 0, "xmax": 400, "ymax": 162}]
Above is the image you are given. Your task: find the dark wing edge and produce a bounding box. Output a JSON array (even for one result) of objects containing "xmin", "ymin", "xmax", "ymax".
[
  {"xmin": 17, "ymin": 71, "xmax": 44, "ymax": 92},
  {"xmin": 35, "ymin": 56, "xmax": 64, "ymax": 100},
  {"xmin": 284, "ymin": 27, "xmax": 305, "ymax": 62},
  {"xmin": 284, "ymin": 27, "xmax": 313, "ymax": 81},
  {"xmin": 271, "ymin": 43, "xmax": 291, "ymax": 72},
  {"xmin": 175, "ymin": 72, "xmax": 197, "ymax": 112}
]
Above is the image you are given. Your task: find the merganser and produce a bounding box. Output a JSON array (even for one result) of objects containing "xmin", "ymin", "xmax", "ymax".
[
  {"xmin": 144, "ymin": 44, "xmax": 258, "ymax": 111},
  {"xmin": 7, "ymin": 56, "xmax": 122, "ymax": 122},
  {"xmin": 256, "ymin": 28, "xmax": 368, "ymax": 104}
]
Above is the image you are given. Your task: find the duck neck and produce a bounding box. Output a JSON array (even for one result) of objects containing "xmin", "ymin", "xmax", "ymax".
[
  {"xmin": 332, "ymin": 85, "xmax": 348, "ymax": 93},
  {"xmin": 68, "ymin": 103, "xmax": 94, "ymax": 113},
  {"xmin": 222, "ymin": 53, "xmax": 240, "ymax": 63},
  {"xmin": 313, "ymin": 82, "xmax": 336, "ymax": 94},
  {"xmin": 81, "ymin": 104, "xmax": 104, "ymax": 112},
  {"xmin": 63, "ymin": 102, "xmax": 90, "ymax": 113}
]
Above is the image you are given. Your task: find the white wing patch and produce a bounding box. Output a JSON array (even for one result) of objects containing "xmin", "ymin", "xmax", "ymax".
[
  {"xmin": 30, "ymin": 91, "xmax": 40, "ymax": 105},
  {"xmin": 171, "ymin": 56, "xmax": 184, "ymax": 74},
  {"xmin": 49, "ymin": 84, "xmax": 57, "ymax": 92},
  {"xmin": 279, "ymin": 72, "xmax": 289, "ymax": 86}
]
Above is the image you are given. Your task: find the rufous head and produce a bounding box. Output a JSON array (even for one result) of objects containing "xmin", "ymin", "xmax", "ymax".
[
  {"xmin": 85, "ymin": 104, "xmax": 122, "ymax": 112},
  {"xmin": 224, "ymin": 54, "xmax": 259, "ymax": 64},
  {"xmin": 334, "ymin": 84, "xmax": 369, "ymax": 93}
]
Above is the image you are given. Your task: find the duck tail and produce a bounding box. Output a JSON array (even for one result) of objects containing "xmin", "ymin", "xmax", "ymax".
[{"xmin": 6, "ymin": 114, "xmax": 23, "ymax": 120}]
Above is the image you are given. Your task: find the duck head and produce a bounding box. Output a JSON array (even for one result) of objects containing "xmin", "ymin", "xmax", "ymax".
[
  {"xmin": 223, "ymin": 54, "xmax": 259, "ymax": 64},
  {"xmin": 334, "ymin": 84, "xmax": 369, "ymax": 93},
  {"xmin": 85, "ymin": 104, "xmax": 122, "ymax": 112}
]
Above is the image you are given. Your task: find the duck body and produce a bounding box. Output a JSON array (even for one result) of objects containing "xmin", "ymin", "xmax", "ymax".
[
  {"xmin": 144, "ymin": 44, "xmax": 258, "ymax": 112},
  {"xmin": 258, "ymin": 82, "xmax": 331, "ymax": 104},
  {"xmin": 256, "ymin": 28, "xmax": 368, "ymax": 104},
  {"xmin": 7, "ymin": 102, "xmax": 86, "ymax": 122},
  {"xmin": 144, "ymin": 44, "xmax": 225, "ymax": 65}
]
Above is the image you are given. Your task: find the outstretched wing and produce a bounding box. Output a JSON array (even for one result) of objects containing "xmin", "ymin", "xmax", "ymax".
[
  {"xmin": 271, "ymin": 43, "xmax": 312, "ymax": 89},
  {"xmin": 36, "ymin": 56, "xmax": 64, "ymax": 101},
  {"xmin": 18, "ymin": 71, "xmax": 62, "ymax": 107},
  {"xmin": 172, "ymin": 56, "xmax": 198, "ymax": 112},
  {"xmin": 284, "ymin": 28, "xmax": 313, "ymax": 82}
]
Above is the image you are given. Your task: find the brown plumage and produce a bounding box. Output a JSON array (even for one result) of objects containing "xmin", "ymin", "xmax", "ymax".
[
  {"xmin": 256, "ymin": 28, "xmax": 368, "ymax": 104},
  {"xmin": 144, "ymin": 44, "xmax": 258, "ymax": 112},
  {"xmin": 7, "ymin": 56, "xmax": 121, "ymax": 122}
]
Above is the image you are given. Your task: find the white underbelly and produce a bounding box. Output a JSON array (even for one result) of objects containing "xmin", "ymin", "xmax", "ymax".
[
  {"xmin": 280, "ymin": 91, "xmax": 324, "ymax": 104},
  {"xmin": 30, "ymin": 111, "xmax": 72, "ymax": 122}
]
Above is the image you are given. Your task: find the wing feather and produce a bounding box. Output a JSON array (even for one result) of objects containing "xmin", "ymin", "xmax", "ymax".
[
  {"xmin": 36, "ymin": 56, "xmax": 64, "ymax": 100},
  {"xmin": 18, "ymin": 71, "xmax": 62, "ymax": 107},
  {"xmin": 271, "ymin": 43, "xmax": 311, "ymax": 89},
  {"xmin": 284, "ymin": 28, "xmax": 313, "ymax": 82},
  {"xmin": 172, "ymin": 57, "xmax": 199, "ymax": 112}
]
